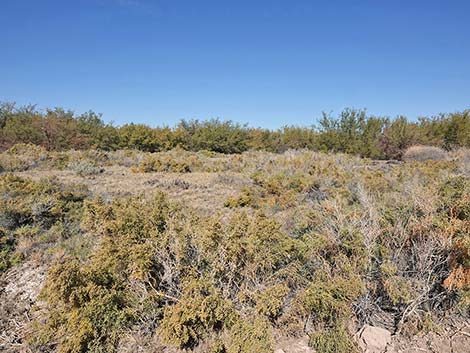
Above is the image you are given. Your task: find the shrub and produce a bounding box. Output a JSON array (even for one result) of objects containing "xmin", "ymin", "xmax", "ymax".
[
  {"xmin": 0, "ymin": 227, "xmax": 18, "ymax": 272},
  {"xmin": 255, "ymin": 284, "xmax": 290, "ymax": 320},
  {"xmin": 136, "ymin": 150, "xmax": 201, "ymax": 173},
  {"xmin": 226, "ymin": 316, "xmax": 273, "ymax": 353},
  {"xmin": 0, "ymin": 143, "xmax": 49, "ymax": 171},
  {"xmin": 453, "ymin": 148, "xmax": 470, "ymax": 176},
  {"xmin": 315, "ymin": 109, "xmax": 386, "ymax": 158},
  {"xmin": 183, "ymin": 119, "xmax": 250, "ymax": 154},
  {"xmin": 224, "ymin": 189, "xmax": 256, "ymax": 208},
  {"xmin": 34, "ymin": 259, "xmax": 134, "ymax": 353},
  {"xmin": 380, "ymin": 116, "xmax": 422, "ymax": 160},
  {"xmin": 159, "ymin": 280, "xmax": 235, "ymax": 349},
  {"xmin": 303, "ymin": 274, "xmax": 364, "ymax": 325},
  {"xmin": 68, "ymin": 159, "xmax": 103, "ymax": 176},
  {"xmin": 309, "ymin": 325, "xmax": 358, "ymax": 353},
  {"xmin": 382, "ymin": 276, "xmax": 414, "ymax": 305},
  {"xmin": 0, "ymin": 175, "xmax": 87, "ymax": 272},
  {"xmin": 118, "ymin": 124, "xmax": 162, "ymax": 152},
  {"xmin": 403, "ymin": 145, "xmax": 449, "ymax": 162}
]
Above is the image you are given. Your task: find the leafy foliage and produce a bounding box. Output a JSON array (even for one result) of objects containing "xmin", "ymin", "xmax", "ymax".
[{"xmin": 2, "ymin": 102, "xmax": 470, "ymax": 159}]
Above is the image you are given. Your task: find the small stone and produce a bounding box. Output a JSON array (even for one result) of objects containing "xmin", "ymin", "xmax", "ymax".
[{"xmin": 356, "ymin": 324, "xmax": 392, "ymax": 353}]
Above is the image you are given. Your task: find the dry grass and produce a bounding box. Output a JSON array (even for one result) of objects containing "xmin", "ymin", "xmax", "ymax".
[
  {"xmin": 403, "ymin": 145, "xmax": 449, "ymax": 162},
  {"xmin": 15, "ymin": 166, "xmax": 244, "ymax": 215}
]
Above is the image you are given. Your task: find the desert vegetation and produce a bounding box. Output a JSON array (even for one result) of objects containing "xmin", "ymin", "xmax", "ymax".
[
  {"xmin": 2, "ymin": 102, "xmax": 470, "ymax": 158},
  {"xmin": 2, "ymin": 105, "xmax": 470, "ymax": 353}
]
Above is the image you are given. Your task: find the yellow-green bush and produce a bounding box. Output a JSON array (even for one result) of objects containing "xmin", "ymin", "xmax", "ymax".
[
  {"xmin": 309, "ymin": 325, "xmax": 358, "ymax": 353},
  {"xmin": 303, "ymin": 274, "xmax": 364, "ymax": 325},
  {"xmin": 0, "ymin": 175, "xmax": 87, "ymax": 272},
  {"xmin": 226, "ymin": 316, "xmax": 274, "ymax": 353},
  {"xmin": 136, "ymin": 150, "xmax": 202, "ymax": 173},
  {"xmin": 0, "ymin": 226, "xmax": 19, "ymax": 271},
  {"xmin": 34, "ymin": 259, "xmax": 134, "ymax": 353},
  {"xmin": 159, "ymin": 279, "xmax": 235, "ymax": 349},
  {"xmin": 0, "ymin": 143, "xmax": 49, "ymax": 171},
  {"xmin": 255, "ymin": 284, "xmax": 290, "ymax": 320},
  {"xmin": 9, "ymin": 147, "xmax": 470, "ymax": 352}
]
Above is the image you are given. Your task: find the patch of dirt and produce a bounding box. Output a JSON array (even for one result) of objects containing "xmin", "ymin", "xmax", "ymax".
[
  {"xmin": 386, "ymin": 321, "xmax": 470, "ymax": 353},
  {"xmin": 275, "ymin": 336, "xmax": 313, "ymax": 353}
]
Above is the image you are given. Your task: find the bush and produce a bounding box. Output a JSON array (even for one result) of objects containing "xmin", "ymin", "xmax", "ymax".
[
  {"xmin": 303, "ymin": 275, "xmax": 364, "ymax": 325},
  {"xmin": 136, "ymin": 150, "xmax": 201, "ymax": 173},
  {"xmin": 0, "ymin": 175, "xmax": 87, "ymax": 272},
  {"xmin": 14, "ymin": 147, "xmax": 470, "ymax": 352},
  {"xmin": 226, "ymin": 317, "xmax": 273, "ymax": 353},
  {"xmin": 403, "ymin": 145, "xmax": 449, "ymax": 162},
  {"xmin": 68, "ymin": 159, "xmax": 104, "ymax": 176},
  {"xmin": 0, "ymin": 143, "xmax": 49, "ymax": 171},
  {"xmin": 255, "ymin": 284, "xmax": 290, "ymax": 320},
  {"xmin": 34, "ymin": 259, "xmax": 134, "ymax": 353},
  {"xmin": 159, "ymin": 280, "xmax": 235, "ymax": 349},
  {"xmin": 0, "ymin": 227, "xmax": 18, "ymax": 272},
  {"xmin": 309, "ymin": 325, "xmax": 358, "ymax": 353},
  {"xmin": 2, "ymin": 101, "xmax": 470, "ymax": 159},
  {"xmin": 183, "ymin": 119, "xmax": 250, "ymax": 154}
]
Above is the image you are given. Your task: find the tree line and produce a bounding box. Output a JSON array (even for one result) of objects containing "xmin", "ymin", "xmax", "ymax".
[{"xmin": 1, "ymin": 102, "xmax": 469, "ymax": 159}]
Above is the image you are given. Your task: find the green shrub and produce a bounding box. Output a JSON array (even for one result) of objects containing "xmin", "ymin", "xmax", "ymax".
[
  {"xmin": 303, "ymin": 275, "xmax": 364, "ymax": 324},
  {"xmin": 383, "ymin": 276, "xmax": 414, "ymax": 305},
  {"xmin": 35, "ymin": 259, "xmax": 134, "ymax": 353},
  {"xmin": 226, "ymin": 316, "xmax": 273, "ymax": 353},
  {"xmin": 309, "ymin": 325, "xmax": 358, "ymax": 353},
  {"xmin": 68, "ymin": 159, "xmax": 103, "ymax": 176},
  {"xmin": 255, "ymin": 284, "xmax": 290, "ymax": 320},
  {"xmin": 159, "ymin": 279, "xmax": 235, "ymax": 349},
  {"xmin": 0, "ymin": 227, "xmax": 18, "ymax": 272},
  {"xmin": 0, "ymin": 175, "xmax": 87, "ymax": 271},
  {"xmin": 224, "ymin": 189, "xmax": 256, "ymax": 208},
  {"xmin": 136, "ymin": 150, "xmax": 201, "ymax": 173},
  {"xmin": 0, "ymin": 143, "xmax": 49, "ymax": 171}
]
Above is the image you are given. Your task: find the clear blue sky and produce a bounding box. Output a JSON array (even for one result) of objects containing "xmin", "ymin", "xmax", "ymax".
[{"xmin": 1, "ymin": 0, "xmax": 469, "ymax": 128}]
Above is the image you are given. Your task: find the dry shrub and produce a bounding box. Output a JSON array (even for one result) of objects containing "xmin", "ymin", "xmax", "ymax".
[
  {"xmin": 452, "ymin": 147, "xmax": 470, "ymax": 175},
  {"xmin": 225, "ymin": 316, "xmax": 273, "ymax": 353},
  {"xmin": 135, "ymin": 150, "xmax": 201, "ymax": 173},
  {"xmin": 0, "ymin": 175, "xmax": 87, "ymax": 272},
  {"xmin": 68, "ymin": 159, "xmax": 104, "ymax": 176},
  {"xmin": 159, "ymin": 280, "xmax": 235, "ymax": 349},
  {"xmin": 403, "ymin": 145, "xmax": 449, "ymax": 162},
  {"xmin": 0, "ymin": 143, "xmax": 49, "ymax": 171},
  {"xmin": 309, "ymin": 325, "xmax": 358, "ymax": 353}
]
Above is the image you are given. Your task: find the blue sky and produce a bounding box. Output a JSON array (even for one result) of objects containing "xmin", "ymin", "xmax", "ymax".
[{"xmin": 1, "ymin": 0, "xmax": 469, "ymax": 128}]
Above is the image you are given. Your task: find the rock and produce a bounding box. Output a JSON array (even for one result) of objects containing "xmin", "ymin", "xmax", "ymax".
[
  {"xmin": 356, "ymin": 325, "xmax": 391, "ymax": 353},
  {"xmin": 275, "ymin": 336, "xmax": 314, "ymax": 353}
]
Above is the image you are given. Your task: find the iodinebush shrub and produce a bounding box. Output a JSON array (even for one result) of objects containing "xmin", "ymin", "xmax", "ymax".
[
  {"xmin": 309, "ymin": 325, "xmax": 358, "ymax": 353},
  {"xmin": 0, "ymin": 143, "xmax": 49, "ymax": 171},
  {"xmin": 136, "ymin": 150, "xmax": 199, "ymax": 173},
  {"xmin": 68, "ymin": 159, "xmax": 104, "ymax": 176},
  {"xmin": 0, "ymin": 175, "xmax": 87, "ymax": 272},
  {"xmin": 158, "ymin": 279, "xmax": 236, "ymax": 349},
  {"xmin": 16, "ymin": 149, "xmax": 470, "ymax": 352},
  {"xmin": 225, "ymin": 316, "xmax": 274, "ymax": 353},
  {"xmin": 34, "ymin": 259, "xmax": 134, "ymax": 353},
  {"xmin": 33, "ymin": 188, "xmax": 373, "ymax": 352}
]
